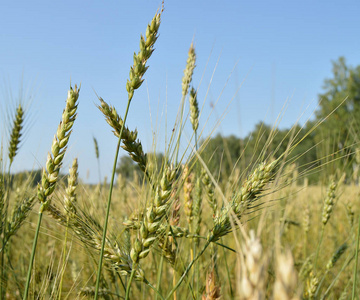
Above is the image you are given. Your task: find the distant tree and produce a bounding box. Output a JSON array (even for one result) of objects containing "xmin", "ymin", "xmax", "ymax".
[
  {"xmin": 116, "ymin": 152, "xmax": 166, "ymax": 181},
  {"xmin": 315, "ymin": 57, "xmax": 360, "ymax": 151},
  {"xmin": 200, "ymin": 133, "xmax": 241, "ymax": 178},
  {"xmin": 116, "ymin": 156, "xmax": 142, "ymax": 181},
  {"xmin": 312, "ymin": 57, "xmax": 360, "ymax": 179}
]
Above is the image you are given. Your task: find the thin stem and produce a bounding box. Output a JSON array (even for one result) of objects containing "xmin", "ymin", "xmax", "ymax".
[
  {"xmin": 6, "ymin": 251, "xmax": 23, "ymax": 299},
  {"xmin": 175, "ymin": 94, "xmax": 186, "ymax": 166},
  {"xmin": 155, "ymin": 256, "xmax": 164, "ymax": 300},
  {"xmin": 97, "ymin": 157, "xmax": 102, "ymax": 184},
  {"xmin": 0, "ymin": 165, "xmax": 12, "ymax": 299},
  {"xmin": 314, "ymin": 226, "xmax": 325, "ymax": 271},
  {"xmin": 222, "ymin": 238, "xmax": 233, "ymax": 297},
  {"xmin": 321, "ymin": 252, "xmax": 354, "ymax": 300},
  {"xmin": 116, "ymin": 271, "xmax": 126, "ymax": 293},
  {"xmin": 144, "ymin": 278, "xmax": 165, "ymax": 300},
  {"xmin": 23, "ymin": 211, "xmax": 43, "ymax": 300},
  {"xmin": 352, "ymin": 215, "xmax": 360, "ymax": 300},
  {"xmin": 165, "ymin": 239, "xmax": 211, "ymax": 300},
  {"xmin": 94, "ymin": 99, "xmax": 132, "ymax": 299},
  {"xmin": 125, "ymin": 267, "xmax": 136, "ymax": 300},
  {"xmin": 0, "ymin": 237, "xmax": 4, "ymax": 300},
  {"xmin": 58, "ymin": 219, "xmax": 70, "ymax": 300}
]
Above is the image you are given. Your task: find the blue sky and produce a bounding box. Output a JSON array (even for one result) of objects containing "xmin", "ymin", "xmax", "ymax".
[{"xmin": 1, "ymin": 1, "xmax": 359, "ymax": 183}]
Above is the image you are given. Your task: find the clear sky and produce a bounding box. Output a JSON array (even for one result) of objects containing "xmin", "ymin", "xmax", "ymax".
[{"xmin": 1, "ymin": 1, "xmax": 359, "ymax": 183}]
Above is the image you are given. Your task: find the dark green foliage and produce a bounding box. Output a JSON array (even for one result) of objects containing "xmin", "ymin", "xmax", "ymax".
[
  {"xmin": 315, "ymin": 57, "xmax": 360, "ymax": 148},
  {"xmin": 314, "ymin": 57, "xmax": 360, "ymax": 180}
]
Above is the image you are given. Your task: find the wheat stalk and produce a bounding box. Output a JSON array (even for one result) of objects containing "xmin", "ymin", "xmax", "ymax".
[{"xmin": 23, "ymin": 85, "xmax": 79, "ymax": 300}]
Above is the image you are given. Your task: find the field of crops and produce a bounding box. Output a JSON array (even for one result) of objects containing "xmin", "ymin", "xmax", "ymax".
[{"xmin": 1, "ymin": 5, "xmax": 359, "ymax": 300}]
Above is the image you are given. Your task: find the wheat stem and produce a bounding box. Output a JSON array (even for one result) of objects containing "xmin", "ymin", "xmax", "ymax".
[
  {"xmin": 23, "ymin": 212, "xmax": 43, "ymax": 300},
  {"xmin": 94, "ymin": 99, "xmax": 131, "ymax": 299},
  {"xmin": 125, "ymin": 266, "xmax": 137, "ymax": 300},
  {"xmin": 352, "ymin": 215, "xmax": 360, "ymax": 300},
  {"xmin": 166, "ymin": 239, "xmax": 211, "ymax": 300}
]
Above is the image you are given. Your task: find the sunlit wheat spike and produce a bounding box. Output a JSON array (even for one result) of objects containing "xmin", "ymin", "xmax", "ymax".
[
  {"xmin": 7, "ymin": 195, "xmax": 36, "ymax": 241},
  {"xmin": 8, "ymin": 104, "xmax": 24, "ymax": 165},
  {"xmin": 193, "ymin": 177, "xmax": 203, "ymax": 237},
  {"xmin": 130, "ymin": 165, "xmax": 176, "ymax": 264},
  {"xmin": 189, "ymin": 87, "xmax": 199, "ymax": 132},
  {"xmin": 345, "ymin": 200, "xmax": 354, "ymax": 229},
  {"xmin": 0, "ymin": 184, "xmax": 4, "ymax": 235},
  {"xmin": 273, "ymin": 250, "xmax": 300, "ymax": 300},
  {"xmin": 239, "ymin": 230, "xmax": 267, "ymax": 300},
  {"xmin": 47, "ymin": 202, "xmax": 145, "ymax": 280},
  {"xmin": 157, "ymin": 189, "xmax": 181, "ymax": 267},
  {"xmin": 64, "ymin": 158, "xmax": 78, "ymax": 216},
  {"xmin": 210, "ymin": 158, "xmax": 280, "ymax": 242},
  {"xmin": 202, "ymin": 268, "xmax": 222, "ymax": 300},
  {"xmin": 201, "ymin": 167, "xmax": 217, "ymax": 217},
  {"xmin": 126, "ymin": 7, "xmax": 162, "ymax": 101},
  {"xmin": 321, "ymin": 178, "xmax": 337, "ymax": 226},
  {"xmin": 93, "ymin": 136, "xmax": 99, "ymax": 159},
  {"xmin": 303, "ymin": 203, "xmax": 310, "ymax": 234},
  {"xmin": 326, "ymin": 243, "xmax": 348, "ymax": 270},
  {"xmin": 306, "ymin": 272, "xmax": 319, "ymax": 299},
  {"xmin": 299, "ymin": 255, "xmax": 314, "ymax": 281},
  {"xmin": 79, "ymin": 287, "xmax": 111, "ymax": 297},
  {"xmin": 183, "ymin": 165, "xmax": 194, "ymax": 225},
  {"xmin": 37, "ymin": 85, "xmax": 80, "ymax": 212},
  {"xmin": 97, "ymin": 98, "xmax": 147, "ymax": 172},
  {"xmin": 181, "ymin": 42, "xmax": 196, "ymax": 98}
]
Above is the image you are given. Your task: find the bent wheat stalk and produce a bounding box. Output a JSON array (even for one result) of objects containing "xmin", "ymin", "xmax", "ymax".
[
  {"xmin": 23, "ymin": 84, "xmax": 79, "ymax": 300},
  {"xmin": 95, "ymin": 6, "xmax": 162, "ymax": 299}
]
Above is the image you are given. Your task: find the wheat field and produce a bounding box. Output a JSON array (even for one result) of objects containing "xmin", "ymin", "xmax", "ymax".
[{"xmin": 1, "ymin": 4, "xmax": 359, "ymax": 300}]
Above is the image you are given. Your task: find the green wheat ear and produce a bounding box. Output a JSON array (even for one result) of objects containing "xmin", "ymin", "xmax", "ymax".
[
  {"xmin": 37, "ymin": 84, "xmax": 80, "ymax": 212},
  {"xmin": 182, "ymin": 43, "xmax": 196, "ymax": 98},
  {"xmin": 8, "ymin": 104, "xmax": 24, "ymax": 166}
]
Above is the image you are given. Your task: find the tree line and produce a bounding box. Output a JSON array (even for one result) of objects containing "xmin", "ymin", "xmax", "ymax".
[{"xmin": 117, "ymin": 57, "xmax": 360, "ymax": 184}]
